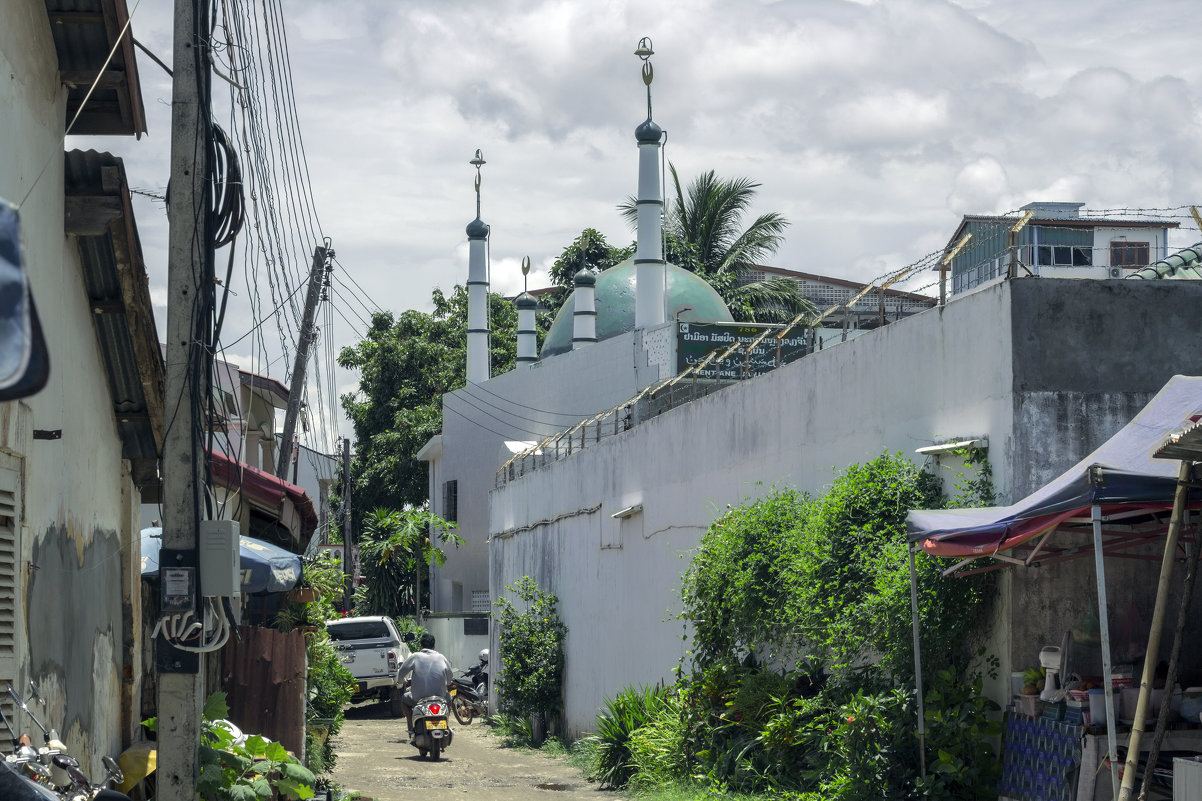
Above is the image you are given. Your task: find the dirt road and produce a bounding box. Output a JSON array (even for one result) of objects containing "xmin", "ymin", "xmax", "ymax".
[{"xmin": 327, "ymin": 703, "xmax": 613, "ymax": 801}]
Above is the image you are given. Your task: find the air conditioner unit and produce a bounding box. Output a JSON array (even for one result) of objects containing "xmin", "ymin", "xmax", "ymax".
[{"xmin": 1109, "ymin": 267, "xmax": 1123, "ymax": 278}]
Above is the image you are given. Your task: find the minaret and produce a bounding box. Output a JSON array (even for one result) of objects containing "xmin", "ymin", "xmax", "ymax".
[
  {"xmin": 633, "ymin": 37, "xmax": 666, "ymax": 330},
  {"xmin": 466, "ymin": 149, "xmax": 490, "ymax": 384},
  {"xmin": 571, "ymin": 268, "xmax": 598, "ymax": 349},
  {"xmin": 515, "ymin": 256, "xmax": 538, "ymax": 365}
]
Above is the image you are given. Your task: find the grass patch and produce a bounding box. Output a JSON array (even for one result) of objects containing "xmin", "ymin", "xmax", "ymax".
[{"xmin": 629, "ymin": 782, "xmax": 816, "ymax": 801}]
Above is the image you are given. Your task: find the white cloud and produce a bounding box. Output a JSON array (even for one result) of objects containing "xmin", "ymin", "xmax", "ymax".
[{"xmin": 76, "ymin": 0, "xmax": 1202, "ymax": 444}]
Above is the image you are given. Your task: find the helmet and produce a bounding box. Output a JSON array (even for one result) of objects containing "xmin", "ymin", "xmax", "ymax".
[{"xmin": 479, "ymin": 649, "xmax": 489, "ymax": 665}]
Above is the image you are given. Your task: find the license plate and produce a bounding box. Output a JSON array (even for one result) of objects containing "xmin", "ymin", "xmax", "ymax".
[{"xmin": 427, "ymin": 720, "xmax": 448, "ymax": 730}]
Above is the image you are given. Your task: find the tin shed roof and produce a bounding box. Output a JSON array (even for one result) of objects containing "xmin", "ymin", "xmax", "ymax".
[
  {"xmin": 45, "ymin": 0, "xmax": 147, "ymax": 137},
  {"xmin": 65, "ymin": 149, "xmax": 164, "ymax": 499}
]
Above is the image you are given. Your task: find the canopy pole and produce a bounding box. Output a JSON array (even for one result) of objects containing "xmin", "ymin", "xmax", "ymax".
[
  {"xmin": 908, "ymin": 545, "xmax": 927, "ymax": 779},
  {"xmin": 1118, "ymin": 461, "xmax": 1191, "ymax": 800},
  {"xmin": 1092, "ymin": 503, "xmax": 1119, "ymax": 799}
]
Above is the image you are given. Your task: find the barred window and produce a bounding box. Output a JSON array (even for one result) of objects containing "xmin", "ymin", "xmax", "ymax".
[{"xmin": 442, "ymin": 479, "xmax": 458, "ymax": 523}]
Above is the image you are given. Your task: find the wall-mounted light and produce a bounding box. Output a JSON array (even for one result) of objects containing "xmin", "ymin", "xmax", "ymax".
[{"xmin": 611, "ymin": 504, "xmax": 643, "ymax": 520}]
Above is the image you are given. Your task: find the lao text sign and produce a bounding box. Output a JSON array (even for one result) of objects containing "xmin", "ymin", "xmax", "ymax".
[{"xmin": 676, "ymin": 322, "xmax": 807, "ymax": 379}]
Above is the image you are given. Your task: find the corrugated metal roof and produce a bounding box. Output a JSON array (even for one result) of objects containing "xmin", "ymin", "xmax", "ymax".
[
  {"xmin": 45, "ymin": 0, "xmax": 147, "ymax": 137},
  {"xmin": 65, "ymin": 149, "xmax": 164, "ymax": 496},
  {"xmin": 1126, "ymin": 242, "xmax": 1202, "ymax": 281}
]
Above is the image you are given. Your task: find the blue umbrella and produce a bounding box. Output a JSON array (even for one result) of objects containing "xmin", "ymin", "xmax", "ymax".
[{"xmin": 141, "ymin": 527, "xmax": 302, "ymax": 594}]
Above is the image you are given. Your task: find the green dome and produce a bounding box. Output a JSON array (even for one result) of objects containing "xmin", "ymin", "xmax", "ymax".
[{"xmin": 541, "ymin": 258, "xmax": 732, "ymax": 358}]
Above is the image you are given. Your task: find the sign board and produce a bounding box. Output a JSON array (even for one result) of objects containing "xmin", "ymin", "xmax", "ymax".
[{"xmin": 676, "ymin": 322, "xmax": 807, "ymax": 379}]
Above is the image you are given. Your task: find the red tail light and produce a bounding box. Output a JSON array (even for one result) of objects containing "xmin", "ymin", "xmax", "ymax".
[
  {"xmin": 387, "ymin": 650, "xmax": 397, "ymax": 671},
  {"xmin": 429, "ymin": 703, "xmax": 441, "ymax": 715}
]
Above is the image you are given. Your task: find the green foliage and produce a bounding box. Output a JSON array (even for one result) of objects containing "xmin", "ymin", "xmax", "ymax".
[
  {"xmin": 337, "ymin": 287, "xmax": 522, "ymax": 517},
  {"xmin": 588, "ymin": 685, "xmax": 678, "ymax": 789},
  {"xmin": 195, "ymin": 692, "xmax": 316, "ymax": 801},
  {"xmin": 661, "ymin": 453, "xmax": 998, "ymax": 799},
  {"xmin": 355, "ymin": 507, "xmax": 462, "ymax": 617},
  {"xmin": 917, "ymin": 668, "xmax": 1002, "ymax": 800},
  {"xmin": 494, "ymin": 576, "xmax": 567, "ymax": 722}
]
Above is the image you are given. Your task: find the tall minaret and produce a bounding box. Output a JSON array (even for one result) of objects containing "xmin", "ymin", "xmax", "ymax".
[
  {"xmin": 633, "ymin": 37, "xmax": 666, "ymax": 330},
  {"xmin": 515, "ymin": 256, "xmax": 538, "ymax": 365},
  {"xmin": 466, "ymin": 149, "xmax": 490, "ymax": 384}
]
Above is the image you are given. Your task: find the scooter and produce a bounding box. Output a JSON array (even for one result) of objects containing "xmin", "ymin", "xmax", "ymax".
[{"xmin": 410, "ymin": 692, "xmax": 454, "ymax": 761}]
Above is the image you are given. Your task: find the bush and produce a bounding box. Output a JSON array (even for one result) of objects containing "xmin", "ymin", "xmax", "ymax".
[
  {"xmin": 494, "ymin": 576, "xmax": 567, "ymax": 724},
  {"xmin": 668, "ymin": 453, "xmax": 998, "ymax": 800},
  {"xmin": 589, "ymin": 684, "xmax": 677, "ymax": 789}
]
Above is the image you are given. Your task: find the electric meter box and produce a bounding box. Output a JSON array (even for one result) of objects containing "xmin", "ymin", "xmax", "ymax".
[{"xmin": 199, "ymin": 520, "xmax": 240, "ymax": 597}]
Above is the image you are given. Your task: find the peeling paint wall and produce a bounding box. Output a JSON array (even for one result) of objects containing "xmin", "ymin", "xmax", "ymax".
[
  {"xmin": 489, "ymin": 279, "xmax": 1202, "ymax": 735},
  {"xmin": 1, "ymin": 0, "xmax": 143, "ymax": 777}
]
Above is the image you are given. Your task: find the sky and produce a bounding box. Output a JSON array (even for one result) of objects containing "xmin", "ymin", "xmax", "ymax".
[{"xmin": 79, "ymin": 0, "xmax": 1202, "ymax": 451}]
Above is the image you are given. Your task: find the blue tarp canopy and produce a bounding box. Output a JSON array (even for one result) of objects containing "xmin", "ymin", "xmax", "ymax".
[
  {"xmin": 907, "ymin": 375, "xmax": 1202, "ymax": 559},
  {"xmin": 140, "ymin": 527, "xmax": 302, "ymax": 594}
]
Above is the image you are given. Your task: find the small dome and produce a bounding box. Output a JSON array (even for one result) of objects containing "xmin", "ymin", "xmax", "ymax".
[
  {"xmin": 515, "ymin": 292, "xmax": 538, "ymax": 309},
  {"xmin": 573, "ymin": 268, "xmax": 596, "ymax": 287},
  {"xmin": 635, "ymin": 118, "xmax": 662, "ymax": 144},
  {"xmin": 540, "ymin": 258, "xmax": 732, "ymax": 358},
  {"xmin": 466, "ymin": 217, "xmax": 489, "ymax": 239}
]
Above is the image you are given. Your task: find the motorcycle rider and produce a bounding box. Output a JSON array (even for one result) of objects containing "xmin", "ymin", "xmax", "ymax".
[{"xmin": 395, "ymin": 632, "xmax": 453, "ymax": 741}]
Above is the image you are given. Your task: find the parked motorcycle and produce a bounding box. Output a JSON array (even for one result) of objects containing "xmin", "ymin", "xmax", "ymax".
[
  {"xmin": 1, "ymin": 682, "xmax": 131, "ymax": 801},
  {"xmin": 450, "ymin": 649, "xmax": 489, "ymax": 724},
  {"xmin": 410, "ymin": 693, "xmax": 454, "ymax": 761}
]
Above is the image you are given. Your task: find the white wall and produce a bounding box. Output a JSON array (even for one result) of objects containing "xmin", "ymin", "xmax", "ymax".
[
  {"xmin": 1, "ymin": 2, "xmax": 137, "ymax": 775},
  {"xmin": 430, "ymin": 324, "xmax": 672, "ymax": 613},
  {"xmin": 488, "ymin": 278, "xmax": 1202, "ymax": 737},
  {"xmin": 489, "ymin": 287, "xmax": 1017, "ymax": 736}
]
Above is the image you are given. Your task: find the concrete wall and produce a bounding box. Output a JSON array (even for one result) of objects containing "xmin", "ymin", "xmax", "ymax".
[
  {"xmin": 423, "ymin": 613, "xmax": 490, "ymax": 674},
  {"xmin": 0, "ymin": 4, "xmax": 142, "ymax": 774},
  {"xmin": 489, "ymin": 278, "xmax": 1202, "ymax": 736},
  {"xmin": 429, "ymin": 324, "xmax": 671, "ymax": 613}
]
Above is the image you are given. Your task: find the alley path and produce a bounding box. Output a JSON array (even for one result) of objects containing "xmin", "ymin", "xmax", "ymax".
[{"xmin": 327, "ymin": 704, "xmax": 614, "ymax": 801}]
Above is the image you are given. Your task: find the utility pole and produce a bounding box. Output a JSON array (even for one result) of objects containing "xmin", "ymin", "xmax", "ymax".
[
  {"xmin": 342, "ymin": 437, "xmax": 353, "ymax": 611},
  {"xmin": 158, "ymin": 0, "xmax": 209, "ymax": 798},
  {"xmin": 276, "ymin": 245, "xmax": 329, "ymax": 479}
]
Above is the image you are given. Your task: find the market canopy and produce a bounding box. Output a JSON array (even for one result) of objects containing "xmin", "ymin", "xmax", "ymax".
[
  {"xmin": 140, "ymin": 527, "xmax": 302, "ymax": 594},
  {"xmin": 907, "ymin": 375, "xmax": 1202, "ymax": 560}
]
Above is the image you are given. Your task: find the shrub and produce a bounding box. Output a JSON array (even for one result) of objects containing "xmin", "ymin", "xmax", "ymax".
[
  {"xmin": 589, "ymin": 684, "xmax": 676, "ymax": 789},
  {"xmin": 494, "ymin": 576, "xmax": 567, "ymax": 724}
]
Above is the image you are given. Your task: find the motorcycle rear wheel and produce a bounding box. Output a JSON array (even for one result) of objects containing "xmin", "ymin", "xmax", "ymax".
[
  {"xmin": 453, "ymin": 696, "xmax": 474, "ymax": 725},
  {"xmin": 429, "ymin": 741, "xmax": 441, "ymax": 761}
]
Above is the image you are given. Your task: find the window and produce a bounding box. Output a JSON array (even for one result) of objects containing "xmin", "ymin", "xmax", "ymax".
[
  {"xmin": 0, "ymin": 464, "xmax": 18, "ymax": 672},
  {"xmin": 471, "ymin": 590, "xmax": 490, "ymax": 613},
  {"xmin": 1036, "ymin": 245, "xmax": 1092, "ymax": 267},
  {"xmin": 1111, "ymin": 241, "xmax": 1150, "ymax": 268},
  {"xmin": 442, "ymin": 480, "xmax": 458, "ymax": 523}
]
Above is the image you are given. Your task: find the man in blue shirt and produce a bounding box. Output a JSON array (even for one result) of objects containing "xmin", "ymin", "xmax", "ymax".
[{"xmin": 396, "ymin": 632, "xmax": 453, "ymax": 740}]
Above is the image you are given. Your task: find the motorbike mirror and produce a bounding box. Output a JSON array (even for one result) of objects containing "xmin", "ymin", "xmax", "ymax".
[
  {"xmin": 52, "ymin": 753, "xmax": 80, "ymax": 770},
  {"xmin": 102, "ymin": 754, "xmax": 124, "ymax": 784},
  {"xmin": 27, "ymin": 681, "xmax": 44, "ymax": 707}
]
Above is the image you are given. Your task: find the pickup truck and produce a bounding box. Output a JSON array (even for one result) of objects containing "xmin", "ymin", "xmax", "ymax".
[{"xmin": 326, "ymin": 616, "xmax": 411, "ymax": 716}]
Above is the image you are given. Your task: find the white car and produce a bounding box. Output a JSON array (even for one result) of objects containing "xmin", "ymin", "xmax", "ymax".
[{"xmin": 326, "ymin": 616, "xmax": 412, "ymax": 716}]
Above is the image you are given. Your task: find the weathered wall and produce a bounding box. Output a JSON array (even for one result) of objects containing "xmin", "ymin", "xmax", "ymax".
[
  {"xmin": 489, "ymin": 279, "xmax": 1202, "ymax": 735},
  {"xmin": 432, "ymin": 324, "xmax": 670, "ymax": 613},
  {"xmin": 423, "ymin": 613, "xmax": 489, "ymax": 674},
  {"xmin": 0, "ymin": 2, "xmax": 140, "ymax": 775},
  {"xmin": 1005, "ymin": 279, "xmax": 1202, "ymax": 683}
]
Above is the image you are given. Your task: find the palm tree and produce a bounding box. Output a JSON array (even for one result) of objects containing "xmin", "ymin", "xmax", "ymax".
[{"xmin": 620, "ymin": 164, "xmax": 812, "ymax": 323}]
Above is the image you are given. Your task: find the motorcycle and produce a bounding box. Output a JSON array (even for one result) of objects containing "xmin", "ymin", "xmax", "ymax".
[
  {"xmin": 450, "ymin": 649, "xmax": 489, "ymax": 724},
  {"xmin": 1, "ymin": 682, "xmax": 131, "ymax": 801},
  {"xmin": 410, "ymin": 692, "xmax": 454, "ymax": 761}
]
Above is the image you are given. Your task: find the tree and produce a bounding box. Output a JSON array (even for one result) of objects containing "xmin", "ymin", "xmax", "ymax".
[
  {"xmin": 337, "ymin": 286, "xmax": 519, "ymax": 517},
  {"xmin": 621, "ymin": 164, "xmax": 812, "ymax": 323},
  {"xmin": 539, "ymin": 228, "xmax": 634, "ymax": 323},
  {"xmin": 356, "ymin": 507, "xmax": 463, "ymax": 617}
]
